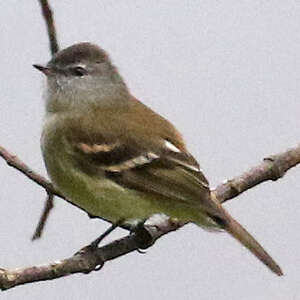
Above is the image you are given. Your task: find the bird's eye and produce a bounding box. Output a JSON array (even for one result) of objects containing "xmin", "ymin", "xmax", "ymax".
[{"xmin": 72, "ymin": 66, "xmax": 87, "ymax": 77}]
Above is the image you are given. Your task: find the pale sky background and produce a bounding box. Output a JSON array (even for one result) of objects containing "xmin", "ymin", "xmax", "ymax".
[{"xmin": 1, "ymin": 1, "xmax": 300, "ymax": 299}]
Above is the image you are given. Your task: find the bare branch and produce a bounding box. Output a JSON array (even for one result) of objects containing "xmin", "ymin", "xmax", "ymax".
[
  {"xmin": 214, "ymin": 144, "xmax": 300, "ymax": 203},
  {"xmin": 32, "ymin": 0, "xmax": 60, "ymax": 237},
  {"xmin": 0, "ymin": 143, "xmax": 299, "ymax": 290},
  {"xmin": 2, "ymin": 143, "xmax": 299, "ymax": 207},
  {"xmin": 0, "ymin": 217, "xmax": 182, "ymax": 291},
  {"xmin": 0, "ymin": 145, "xmax": 62, "ymax": 197},
  {"xmin": 37, "ymin": 0, "xmax": 59, "ymax": 55},
  {"xmin": 32, "ymin": 192, "xmax": 54, "ymax": 240}
]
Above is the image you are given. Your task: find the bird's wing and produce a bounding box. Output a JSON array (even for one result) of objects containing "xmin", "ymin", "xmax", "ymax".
[
  {"xmin": 73, "ymin": 136, "xmax": 210, "ymax": 204},
  {"xmin": 63, "ymin": 99, "xmax": 213, "ymax": 212}
]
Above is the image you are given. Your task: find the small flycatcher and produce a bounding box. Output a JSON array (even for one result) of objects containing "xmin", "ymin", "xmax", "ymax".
[{"xmin": 34, "ymin": 42, "xmax": 282, "ymax": 276}]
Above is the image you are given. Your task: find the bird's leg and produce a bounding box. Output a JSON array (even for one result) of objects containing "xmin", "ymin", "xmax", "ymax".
[
  {"xmin": 75, "ymin": 221, "xmax": 121, "ymax": 256},
  {"xmin": 89, "ymin": 223, "xmax": 119, "ymax": 248}
]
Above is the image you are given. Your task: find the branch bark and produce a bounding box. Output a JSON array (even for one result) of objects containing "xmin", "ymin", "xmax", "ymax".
[
  {"xmin": 32, "ymin": 0, "xmax": 60, "ymax": 238},
  {"xmin": 214, "ymin": 144, "xmax": 300, "ymax": 203},
  {"xmin": 38, "ymin": 0, "xmax": 59, "ymax": 55},
  {"xmin": 31, "ymin": 192, "xmax": 54, "ymax": 240},
  {"xmin": 0, "ymin": 143, "xmax": 299, "ymax": 290}
]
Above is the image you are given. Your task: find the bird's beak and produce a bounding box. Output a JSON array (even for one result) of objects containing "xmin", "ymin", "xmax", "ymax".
[{"xmin": 33, "ymin": 64, "xmax": 52, "ymax": 76}]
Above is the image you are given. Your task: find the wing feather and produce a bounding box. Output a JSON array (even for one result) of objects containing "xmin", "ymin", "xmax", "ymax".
[{"xmin": 72, "ymin": 138, "xmax": 210, "ymax": 207}]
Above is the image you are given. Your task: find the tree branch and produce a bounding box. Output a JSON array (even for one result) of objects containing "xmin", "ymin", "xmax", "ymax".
[
  {"xmin": 32, "ymin": 0, "xmax": 60, "ymax": 239},
  {"xmin": 31, "ymin": 192, "xmax": 54, "ymax": 240},
  {"xmin": 0, "ymin": 215, "xmax": 182, "ymax": 291},
  {"xmin": 214, "ymin": 144, "xmax": 300, "ymax": 203},
  {"xmin": 0, "ymin": 143, "xmax": 299, "ymax": 290},
  {"xmin": 38, "ymin": 0, "xmax": 59, "ymax": 55},
  {"xmin": 0, "ymin": 145, "xmax": 59, "ymax": 196}
]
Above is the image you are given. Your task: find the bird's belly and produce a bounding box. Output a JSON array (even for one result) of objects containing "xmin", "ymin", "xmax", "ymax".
[{"xmin": 44, "ymin": 152, "xmax": 205, "ymax": 226}]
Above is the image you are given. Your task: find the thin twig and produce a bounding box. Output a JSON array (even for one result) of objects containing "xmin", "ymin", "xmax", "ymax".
[
  {"xmin": 34, "ymin": 0, "xmax": 60, "ymax": 237},
  {"xmin": 0, "ymin": 145, "xmax": 59, "ymax": 195},
  {"xmin": 32, "ymin": 193, "xmax": 54, "ymax": 240},
  {"xmin": 0, "ymin": 144, "xmax": 299, "ymax": 290},
  {"xmin": 38, "ymin": 0, "xmax": 59, "ymax": 55},
  {"xmin": 214, "ymin": 144, "xmax": 300, "ymax": 203}
]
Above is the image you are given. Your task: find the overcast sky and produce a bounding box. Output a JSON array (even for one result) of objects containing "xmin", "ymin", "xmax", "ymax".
[{"xmin": 1, "ymin": 1, "xmax": 300, "ymax": 299}]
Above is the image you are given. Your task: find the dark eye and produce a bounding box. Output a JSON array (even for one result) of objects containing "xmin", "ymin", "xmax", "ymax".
[{"xmin": 72, "ymin": 66, "xmax": 87, "ymax": 77}]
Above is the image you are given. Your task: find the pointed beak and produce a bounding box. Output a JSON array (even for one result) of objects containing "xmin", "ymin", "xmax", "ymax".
[{"xmin": 33, "ymin": 64, "xmax": 52, "ymax": 76}]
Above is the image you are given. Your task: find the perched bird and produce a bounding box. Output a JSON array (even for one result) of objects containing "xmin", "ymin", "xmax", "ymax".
[{"xmin": 34, "ymin": 42, "xmax": 282, "ymax": 276}]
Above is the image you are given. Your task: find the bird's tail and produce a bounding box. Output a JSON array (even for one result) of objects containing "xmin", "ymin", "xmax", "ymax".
[{"xmin": 208, "ymin": 206, "xmax": 283, "ymax": 276}]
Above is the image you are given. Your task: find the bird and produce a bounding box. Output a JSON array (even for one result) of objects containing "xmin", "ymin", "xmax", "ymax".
[{"xmin": 33, "ymin": 42, "xmax": 282, "ymax": 276}]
